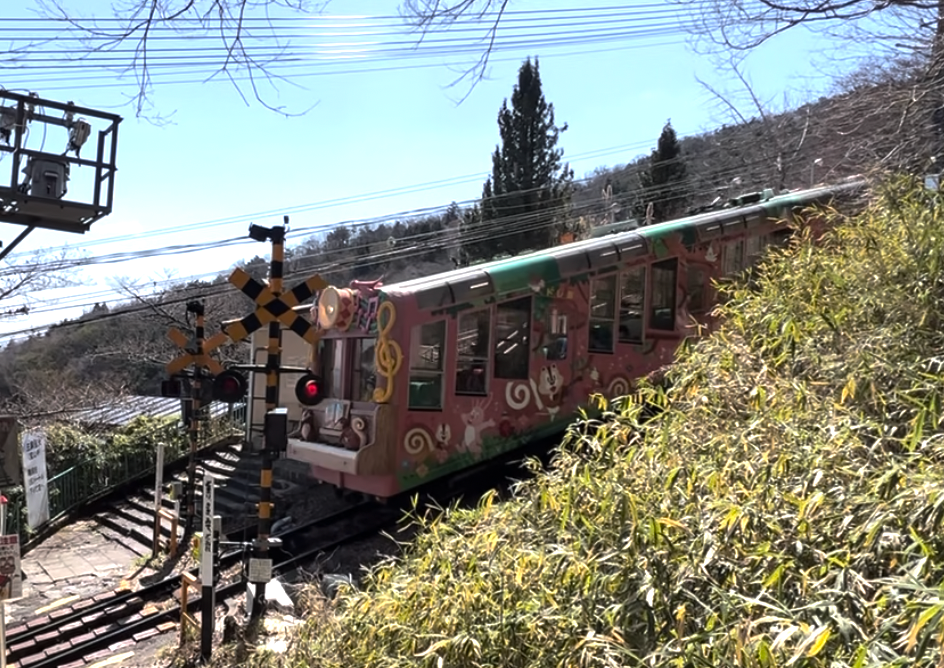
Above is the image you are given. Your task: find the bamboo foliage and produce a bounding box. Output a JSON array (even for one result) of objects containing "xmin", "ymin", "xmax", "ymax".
[{"xmin": 257, "ymin": 175, "xmax": 944, "ymax": 667}]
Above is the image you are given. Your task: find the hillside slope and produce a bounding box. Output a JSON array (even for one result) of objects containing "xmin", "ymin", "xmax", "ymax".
[{"xmin": 241, "ymin": 176, "xmax": 944, "ymax": 668}]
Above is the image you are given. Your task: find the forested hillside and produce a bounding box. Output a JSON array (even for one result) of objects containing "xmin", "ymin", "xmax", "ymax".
[{"xmin": 0, "ymin": 52, "xmax": 935, "ymax": 421}]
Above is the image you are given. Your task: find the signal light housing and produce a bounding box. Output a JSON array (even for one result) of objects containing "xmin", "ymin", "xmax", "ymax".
[
  {"xmin": 295, "ymin": 373, "xmax": 324, "ymax": 406},
  {"xmin": 161, "ymin": 377, "xmax": 184, "ymax": 398},
  {"xmin": 213, "ymin": 370, "xmax": 247, "ymax": 404}
]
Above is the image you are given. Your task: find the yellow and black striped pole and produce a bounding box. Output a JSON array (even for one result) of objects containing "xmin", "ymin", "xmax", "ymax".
[
  {"xmin": 185, "ymin": 300, "xmax": 205, "ymax": 536},
  {"xmin": 251, "ymin": 220, "xmax": 285, "ymax": 619}
]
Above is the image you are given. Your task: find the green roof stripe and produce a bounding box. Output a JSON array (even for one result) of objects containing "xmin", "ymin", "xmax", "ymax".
[{"xmin": 488, "ymin": 255, "xmax": 560, "ymax": 294}]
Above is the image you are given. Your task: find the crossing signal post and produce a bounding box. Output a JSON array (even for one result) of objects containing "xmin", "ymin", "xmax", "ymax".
[
  {"xmin": 164, "ymin": 300, "xmax": 227, "ymax": 535},
  {"xmin": 220, "ymin": 216, "xmax": 327, "ymax": 621}
]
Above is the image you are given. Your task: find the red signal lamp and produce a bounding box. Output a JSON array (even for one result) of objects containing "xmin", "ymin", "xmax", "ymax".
[
  {"xmin": 295, "ymin": 373, "xmax": 324, "ymax": 406},
  {"xmin": 213, "ymin": 370, "xmax": 247, "ymax": 404}
]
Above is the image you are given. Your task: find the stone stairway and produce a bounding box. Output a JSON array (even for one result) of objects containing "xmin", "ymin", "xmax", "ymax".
[{"xmin": 90, "ymin": 441, "xmax": 277, "ymax": 554}]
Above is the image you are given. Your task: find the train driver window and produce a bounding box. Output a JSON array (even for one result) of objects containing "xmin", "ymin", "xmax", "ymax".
[
  {"xmin": 494, "ymin": 296, "xmax": 531, "ymax": 380},
  {"xmin": 618, "ymin": 266, "xmax": 645, "ymax": 344},
  {"xmin": 316, "ymin": 338, "xmax": 344, "ymax": 400},
  {"xmin": 408, "ymin": 320, "xmax": 446, "ymax": 410},
  {"xmin": 351, "ymin": 338, "xmax": 377, "ymax": 402},
  {"xmin": 456, "ymin": 309, "xmax": 491, "ymax": 396},
  {"xmin": 650, "ymin": 258, "xmax": 678, "ymax": 331},
  {"xmin": 589, "ymin": 274, "xmax": 617, "ymax": 353}
]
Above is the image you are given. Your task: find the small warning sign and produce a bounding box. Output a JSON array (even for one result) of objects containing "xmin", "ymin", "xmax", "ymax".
[
  {"xmin": 0, "ymin": 534, "xmax": 23, "ymax": 600},
  {"xmin": 248, "ymin": 558, "xmax": 272, "ymax": 584}
]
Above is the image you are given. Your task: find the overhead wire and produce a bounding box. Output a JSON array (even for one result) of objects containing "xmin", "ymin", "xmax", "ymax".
[
  {"xmin": 0, "ymin": 152, "xmax": 792, "ymax": 337},
  {"xmin": 0, "ymin": 148, "xmax": 759, "ymax": 280},
  {"xmin": 1, "ymin": 135, "xmax": 673, "ymax": 261},
  {"xmin": 0, "ymin": 148, "xmax": 777, "ymax": 290},
  {"xmin": 0, "ymin": 5, "xmax": 696, "ymax": 90}
]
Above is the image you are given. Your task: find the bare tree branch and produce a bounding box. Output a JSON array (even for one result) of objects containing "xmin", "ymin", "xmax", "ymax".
[
  {"xmin": 400, "ymin": 0, "xmax": 511, "ymax": 104},
  {"xmin": 30, "ymin": 0, "xmax": 329, "ymax": 119}
]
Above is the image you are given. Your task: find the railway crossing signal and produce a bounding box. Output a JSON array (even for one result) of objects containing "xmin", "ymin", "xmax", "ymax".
[
  {"xmin": 166, "ymin": 327, "xmax": 227, "ymax": 376},
  {"xmin": 295, "ymin": 372, "xmax": 325, "ymax": 406},
  {"xmin": 162, "ymin": 300, "xmax": 229, "ymax": 536},
  {"xmin": 213, "ymin": 370, "xmax": 248, "ymax": 404},
  {"xmin": 222, "ymin": 268, "xmax": 327, "ymax": 344}
]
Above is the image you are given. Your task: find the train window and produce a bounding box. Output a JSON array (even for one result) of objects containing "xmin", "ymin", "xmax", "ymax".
[
  {"xmin": 769, "ymin": 228, "xmax": 792, "ymax": 248},
  {"xmin": 650, "ymin": 258, "xmax": 678, "ymax": 331},
  {"xmin": 542, "ymin": 307, "xmax": 568, "ymax": 361},
  {"xmin": 494, "ymin": 297, "xmax": 531, "ymax": 379},
  {"xmin": 317, "ymin": 339, "xmax": 344, "ymax": 400},
  {"xmin": 351, "ymin": 338, "xmax": 377, "ymax": 402},
  {"xmin": 618, "ymin": 266, "xmax": 645, "ymax": 344},
  {"xmin": 745, "ymin": 234, "xmax": 765, "ymax": 266},
  {"xmin": 408, "ymin": 320, "xmax": 446, "ymax": 410},
  {"xmin": 686, "ymin": 266, "xmax": 707, "ymax": 315},
  {"xmin": 589, "ymin": 275, "xmax": 617, "ymax": 353},
  {"xmin": 456, "ymin": 309, "xmax": 491, "ymax": 396},
  {"xmin": 723, "ymin": 240, "xmax": 744, "ymax": 276}
]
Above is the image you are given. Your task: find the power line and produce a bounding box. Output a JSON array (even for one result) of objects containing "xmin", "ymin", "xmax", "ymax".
[
  {"xmin": 0, "ymin": 155, "xmax": 793, "ymax": 338},
  {"xmin": 0, "ymin": 134, "xmax": 687, "ymax": 262}
]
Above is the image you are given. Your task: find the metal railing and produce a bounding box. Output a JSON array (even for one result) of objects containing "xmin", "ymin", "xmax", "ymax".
[{"xmin": 7, "ymin": 405, "xmax": 247, "ymax": 545}]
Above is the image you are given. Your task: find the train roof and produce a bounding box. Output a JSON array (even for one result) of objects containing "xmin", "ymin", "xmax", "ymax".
[
  {"xmin": 285, "ymin": 177, "xmax": 867, "ymax": 319},
  {"xmin": 378, "ymin": 178, "xmax": 867, "ymax": 308}
]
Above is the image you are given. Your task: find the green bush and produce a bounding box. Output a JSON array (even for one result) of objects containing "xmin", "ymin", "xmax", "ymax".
[
  {"xmin": 43, "ymin": 415, "xmax": 184, "ymax": 473},
  {"xmin": 267, "ymin": 176, "xmax": 944, "ymax": 667}
]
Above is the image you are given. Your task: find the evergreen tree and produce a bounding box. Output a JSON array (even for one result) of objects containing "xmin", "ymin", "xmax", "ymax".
[
  {"xmin": 463, "ymin": 57, "xmax": 573, "ymax": 262},
  {"xmin": 638, "ymin": 120, "xmax": 689, "ymax": 224}
]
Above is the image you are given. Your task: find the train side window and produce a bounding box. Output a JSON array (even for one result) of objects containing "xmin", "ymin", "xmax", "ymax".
[
  {"xmin": 543, "ymin": 307, "xmax": 568, "ymax": 361},
  {"xmin": 494, "ymin": 296, "xmax": 531, "ymax": 379},
  {"xmin": 770, "ymin": 228, "xmax": 792, "ymax": 248},
  {"xmin": 745, "ymin": 234, "xmax": 765, "ymax": 266},
  {"xmin": 618, "ymin": 266, "xmax": 645, "ymax": 344},
  {"xmin": 456, "ymin": 309, "xmax": 491, "ymax": 396},
  {"xmin": 589, "ymin": 275, "xmax": 617, "ymax": 353},
  {"xmin": 723, "ymin": 240, "xmax": 744, "ymax": 276},
  {"xmin": 686, "ymin": 265, "xmax": 707, "ymax": 315},
  {"xmin": 408, "ymin": 320, "xmax": 446, "ymax": 410},
  {"xmin": 650, "ymin": 258, "xmax": 678, "ymax": 331}
]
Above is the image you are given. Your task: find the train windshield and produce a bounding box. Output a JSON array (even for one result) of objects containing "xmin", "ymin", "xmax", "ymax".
[{"xmin": 316, "ymin": 337, "xmax": 377, "ymax": 402}]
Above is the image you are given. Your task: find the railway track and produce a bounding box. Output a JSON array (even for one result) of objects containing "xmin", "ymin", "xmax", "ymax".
[{"xmin": 9, "ymin": 432, "xmax": 565, "ymax": 667}]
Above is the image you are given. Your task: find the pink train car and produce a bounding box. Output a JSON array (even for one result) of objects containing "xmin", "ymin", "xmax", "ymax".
[{"xmin": 259, "ymin": 180, "xmax": 864, "ymax": 498}]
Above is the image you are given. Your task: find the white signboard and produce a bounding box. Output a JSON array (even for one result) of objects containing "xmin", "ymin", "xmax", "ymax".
[
  {"xmin": 201, "ymin": 475, "xmax": 214, "ymax": 579},
  {"xmin": 0, "ymin": 535, "xmax": 23, "ymax": 600},
  {"xmin": 248, "ymin": 558, "xmax": 272, "ymax": 583},
  {"xmin": 21, "ymin": 431, "xmax": 49, "ymax": 530}
]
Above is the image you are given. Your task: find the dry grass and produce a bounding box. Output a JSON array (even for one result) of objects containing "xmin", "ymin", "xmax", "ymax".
[{"xmin": 225, "ymin": 175, "xmax": 944, "ymax": 667}]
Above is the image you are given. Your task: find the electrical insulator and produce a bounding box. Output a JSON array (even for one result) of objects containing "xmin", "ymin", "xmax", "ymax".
[{"xmin": 68, "ymin": 119, "xmax": 91, "ymax": 156}]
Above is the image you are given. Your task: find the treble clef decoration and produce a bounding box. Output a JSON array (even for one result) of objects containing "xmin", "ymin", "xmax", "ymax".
[{"xmin": 373, "ymin": 300, "xmax": 403, "ymax": 403}]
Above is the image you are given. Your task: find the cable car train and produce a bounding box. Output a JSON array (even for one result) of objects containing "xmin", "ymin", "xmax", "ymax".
[{"xmin": 245, "ymin": 178, "xmax": 866, "ymax": 499}]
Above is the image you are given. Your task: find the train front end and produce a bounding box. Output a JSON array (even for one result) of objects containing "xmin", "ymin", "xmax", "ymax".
[{"xmin": 281, "ymin": 280, "xmax": 406, "ymax": 498}]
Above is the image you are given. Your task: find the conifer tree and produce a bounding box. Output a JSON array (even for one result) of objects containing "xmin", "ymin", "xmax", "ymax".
[
  {"xmin": 463, "ymin": 57, "xmax": 573, "ymax": 262},
  {"xmin": 639, "ymin": 120, "xmax": 689, "ymax": 224}
]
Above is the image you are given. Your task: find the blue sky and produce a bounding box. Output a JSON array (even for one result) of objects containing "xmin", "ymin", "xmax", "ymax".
[{"xmin": 0, "ymin": 0, "xmax": 850, "ymax": 342}]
